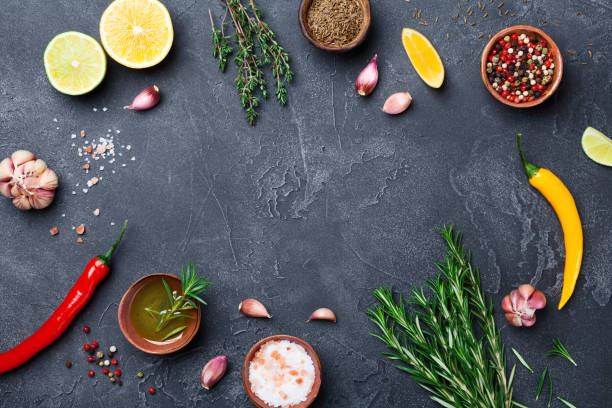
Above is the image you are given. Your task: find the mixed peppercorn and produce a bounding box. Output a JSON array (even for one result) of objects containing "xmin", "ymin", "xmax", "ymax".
[{"xmin": 486, "ymin": 32, "xmax": 555, "ymax": 104}]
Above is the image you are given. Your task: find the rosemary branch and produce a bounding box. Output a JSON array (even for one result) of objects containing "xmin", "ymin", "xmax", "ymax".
[
  {"xmin": 144, "ymin": 263, "xmax": 211, "ymax": 338},
  {"xmin": 367, "ymin": 226, "xmax": 513, "ymax": 408}
]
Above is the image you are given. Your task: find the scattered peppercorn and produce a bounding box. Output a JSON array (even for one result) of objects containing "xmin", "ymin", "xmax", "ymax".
[
  {"xmin": 98, "ymin": 361, "xmax": 104, "ymax": 367},
  {"xmin": 115, "ymin": 369, "xmax": 122, "ymax": 377},
  {"xmin": 87, "ymin": 356, "xmax": 95, "ymax": 363},
  {"xmin": 96, "ymin": 351, "xmax": 104, "ymax": 359},
  {"xmin": 137, "ymin": 372, "xmax": 144, "ymax": 378},
  {"xmin": 83, "ymin": 344, "xmax": 90, "ymax": 351},
  {"xmin": 83, "ymin": 326, "xmax": 90, "ymax": 333},
  {"xmin": 110, "ymin": 377, "xmax": 116, "ymax": 383},
  {"xmin": 109, "ymin": 372, "xmax": 114, "ymax": 378},
  {"xmin": 102, "ymin": 368, "xmax": 109, "ymax": 375},
  {"xmin": 486, "ymin": 32, "xmax": 555, "ymax": 104},
  {"xmin": 88, "ymin": 370, "xmax": 95, "ymax": 377},
  {"xmin": 111, "ymin": 358, "xmax": 118, "ymax": 365},
  {"xmin": 108, "ymin": 352, "xmax": 114, "ymax": 358},
  {"xmin": 65, "ymin": 360, "xmax": 72, "ymax": 368},
  {"xmin": 90, "ymin": 341, "xmax": 98, "ymax": 349},
  {"xmin": 148, "ymin": 387, "xmax": 156, "ymax": 395},
  {"xmin": 109, "ymin": 346, "xmax": 117, "ymax": 353},
  {"xmin": 117, "ymin": 380, "xmax": 123, "ymax": 386},
  {"xmin": 104, "ymin": 360, "xmax": 110, "ymax": 366}
]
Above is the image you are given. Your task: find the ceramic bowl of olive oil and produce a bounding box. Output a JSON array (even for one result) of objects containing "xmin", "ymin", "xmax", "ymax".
[{"xmin": 118, "ymin": 273, "xmax": 201, "ymax": 354}]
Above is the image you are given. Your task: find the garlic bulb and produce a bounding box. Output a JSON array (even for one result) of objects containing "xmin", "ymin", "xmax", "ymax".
[
  {"xmin": 501, "ymin": 284, "xmax": 546, "ymax": 327},
  {"xmin": 0, "ymin": 150, "xmax": 58, "ymax": 210}
]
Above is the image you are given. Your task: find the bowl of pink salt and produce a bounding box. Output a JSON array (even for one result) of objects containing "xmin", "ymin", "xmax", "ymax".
[{"xmin": 242, "ymin": 335, "xmax": 322, "ymax": 408}]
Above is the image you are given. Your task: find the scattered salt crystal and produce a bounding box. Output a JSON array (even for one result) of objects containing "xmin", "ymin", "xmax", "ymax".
[
  {"xmin": 102, "ymin": 107, "xmax": 108, "ymax": 112},
  {"xmin": 126, "ymin": 145, "xmax": 131, "ymax": 150},
  {"xmin": 61, "ymin": 213, "xmax": 66, "ymax": 217},
  {"xmin": 110, "ymin": 222, "xmax": 115, "ymax": 226},
  {"xmin": 56, "ymin": 127, "xmax": 60, "ymax": 130},
  {"xmin": 122, "ymin": 164, "xmax": 126, "ymax": 167},
  {"xmin": 107, "ymin": 129, "xmax": 111, "ymax": 132},
  {"xmin": 71, "ymin": 143, "xmax": 75, "ymax": 147},
  {"xmin": 71, "ymin": 191, "xmax": 76, "ymax": 195},
  {"xmin": 93, "ymin": 107, "xmax": 98, "ymax": 112},
  {"xmin": 82, "ymin": 188, "xmax": 88, "ymax": 193},
  {"xmin": 93, "ymin": 209, "xmax": 100, "ymax": 216},
  {"xmin": 112, "ymin": 170, "xmax": 116, "ymax": 174},
  {"xmin": 99, "ymin": 166, "xmax": 104, "ymax": 171},
  {"xmin": 71, "ymin": 134, "xmax": 76, "ymax": 139},
  {"xmin": 53, "ymin": 118, "xmax": 58, "ymax": 122},
  {"xmin": 116, "ymin": 130, "xmax": 120, "ymax": 134},
  {"xmin": 131, "ymin": 157, "xmax": 135, "ymax": 161}
]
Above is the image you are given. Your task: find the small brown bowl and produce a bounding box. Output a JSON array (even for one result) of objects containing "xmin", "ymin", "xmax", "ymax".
[
  {"xmin": 298, "ymin": 0, "xmax": 371, "ymax": 53},
  {"xmin": 118, "ymin": 273, "xmax": 201, "ymax": 355},
  {"xmin": 242, "ymin": 335, "xmax": 322, "ymax": 408},
  {"xmin": 480, "ymin": 25, "xmax": 563, "ymax": 108}
]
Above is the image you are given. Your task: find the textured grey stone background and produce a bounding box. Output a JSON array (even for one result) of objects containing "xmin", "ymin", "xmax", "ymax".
[{"xmin": 0, "ymin": 0, "xmax": 611, "ymax": 407}]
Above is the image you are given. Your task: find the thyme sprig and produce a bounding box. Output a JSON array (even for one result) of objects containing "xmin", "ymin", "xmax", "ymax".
[
  {"xmin": 547, "ymin": 338, "xmax": 577, "ymax": 366},
  {"xmin": 209, "ymin": 0, "xmax": 293, "ymax": 125},
  {"xmin": 367, "ymin": 226, "xmax": 513, "ymax": 408},
  {"xmin": 145, "ymin": 263, "xmax": 211, "ymax": 339}
]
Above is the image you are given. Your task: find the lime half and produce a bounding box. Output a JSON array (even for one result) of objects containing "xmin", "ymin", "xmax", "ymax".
[
  {"xmin": 582, "ymin": 127, "xmax": 612, "ymax": 167},
  {"xmin": 44, "ymin": 31, "xmax": 106, "ymax": 95}
]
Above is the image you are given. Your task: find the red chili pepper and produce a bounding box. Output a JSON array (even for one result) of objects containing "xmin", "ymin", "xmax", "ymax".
[{"xmin": 0, "ymin": 221, "xmax": 128, "ymax": 374}]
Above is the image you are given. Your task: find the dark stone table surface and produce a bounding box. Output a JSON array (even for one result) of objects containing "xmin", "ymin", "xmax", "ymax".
[{"xmin": 1, "ymin": 0, "xmax": 611, "ymax": 406}]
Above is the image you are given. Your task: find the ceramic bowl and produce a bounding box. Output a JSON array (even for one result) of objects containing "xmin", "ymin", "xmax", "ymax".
[
  {"xmin": 298, "ymin": 0, "xmax": 371, "ymax": 53},
  {"xmin": 480, "ymin": 25, "xmax": 563, "ymax": 108},
  {"xmin": 242, "ymin": 335, "xmax": 322, "ymax": 408},
  {"xmin": 118, "ymin": 273, "xmax": 201, "ymax": 355}
]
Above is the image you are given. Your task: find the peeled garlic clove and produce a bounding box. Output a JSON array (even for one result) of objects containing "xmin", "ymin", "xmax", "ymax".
[
  {"xmin": 11, "ymin": 150, "xmax": 35, "ymax": 167},
  {"xmin": 0, "ymin": 158, "xmax": 13, "ymax": 181},
  {"xmin": 38, "ymin": 169, "xmax": 59, "ymax": 190},
  {"xmin": 239, "ymin": 299, "xmax": 271, "ymax": 318},
  {"xmin": 13, "ymin": 195, "xmax": 32, "ymax": 210},
  {"xmin": 29, "ymin": 189, "xmax": 55, "ymax": 210},
  {"xmin": 200, "ymin": 355, "xmax": 228, "ymax": 390},
  {"xmin": 124, "ymin": 85, "xmax": 160, "ymax": 110},
  {"xmin": 0, "ymin": 182, "xmax": 10, "ymax": 198},
  {"xmin": 382, "ymin": 92, "xmax": 412, "ymax": 115},
  {"xmin": 355, "ymin": 54, "xmax": 379, "ymax": 96},
  {"xmin": 308, "ymin": 308, "xmax": 337, "ymax": 322}
]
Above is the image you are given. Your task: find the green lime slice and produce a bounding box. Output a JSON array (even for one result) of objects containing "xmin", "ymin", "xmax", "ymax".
[{"xmin": 44, "ymin": 31, "xmax": 106, "ymax": 95}]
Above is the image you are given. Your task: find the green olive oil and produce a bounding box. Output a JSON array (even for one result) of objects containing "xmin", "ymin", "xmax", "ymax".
[{"xmin": 129, "ymin": 279, "xmax": 191, "ymax": 343}]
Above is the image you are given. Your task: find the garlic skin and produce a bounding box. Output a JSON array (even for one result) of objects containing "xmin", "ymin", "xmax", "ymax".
[
  {"xmin": 355, "ymin": 54, "xmax": 378, "ymax": 96},
  {"xmin": 0, "ymin": 150, "xmax": 58, "ymax": 210},
  {"xmin": 308, "ymin": 308, "xmax": 337, "ymax": 323},
  {"xmin": 501, "ymin": 284, "xmax": 546, "ymax": 327},
  {"xmin": 239, "ymin": 299, "xmax": 271, "ymax": 318},
  {"xmin": 124, "ymin": 85, "xmax": 160, "ymax": 110},
  {"xmin": 201, "ymin": 355, "xmax": 228, "ymax": 390},
  {"xmin": 382, "ymin": 92, "xmax": 412, "ymax": 114}
]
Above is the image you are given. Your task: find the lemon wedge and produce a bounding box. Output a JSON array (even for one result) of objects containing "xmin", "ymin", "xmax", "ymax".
[
  {"xmin": 582, "ymin": 127, "xmax": 612, "ymax": 167},
  {"xmin": 401, "ymin": 28, "xmax": 444, "ymax": 88},
  {"xmin": 99, "ymin": 0, "xmax": 173, "ymax": 69}
]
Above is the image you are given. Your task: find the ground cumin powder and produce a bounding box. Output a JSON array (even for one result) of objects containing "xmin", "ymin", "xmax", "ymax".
[{"xmin": 306, "ymin": 0, "xmax": 364, "ymax": 47}]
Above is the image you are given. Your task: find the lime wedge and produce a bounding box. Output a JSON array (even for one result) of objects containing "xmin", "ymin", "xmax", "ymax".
[
  {"xmin": 44, "ymin": 31, "xmax": 106, "ymax": 95},
  {"xmin": 581, "ymin": 127, "xmax": 612, "ymax": 167}
]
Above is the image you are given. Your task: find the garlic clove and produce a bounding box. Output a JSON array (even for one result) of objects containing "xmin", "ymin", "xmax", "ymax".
[
  {"xmin": 517, "ymin": 284, "xmax": 535, "ymax": 299},
  {"xmin": 38, "ymin": 169, "xmax": 59, "ymax": 190},
  {"xmin": 22, "ymin": 176, "xmax": 39, "ymax": 190},
  {"xmin": 308, "ymin": 308, "xmax": 337, "ymax": 323},
  {"xmin": 29, "ymin": 189, "xmax": 55, "ymax": 210},
  {"xmin": 10, "ymin": 184, "xmax": 22, "ymax": 197},
  {"xmin": 528, "ymin": 289, "xmax": 547, "ymax": 309},
  {"xmin": 200, "ymin": 355, "xmax": 228, "ymax": 390},
  {"xmin": 13, "ymin": 195, "xmax": 32, "ymax": 210},
  {"xmin": 21, "ymin": 159, "xmax": 47, "ymax": 177},
  {"xmin": 11, "ymin": 150, "xmax": 35, "ymax": 167},
  {"xmin": 501, "ymin": 295, "xmax": 513, "ymax": 314},
  {"xmin": 382, "ymin": 92, "xmax": 412, "ymax": 115},
  {"xmin": 239, "ymin": 299, "xmax": 271, "ymax": 318},
  {"xmin": 0, "ymin": 158, "xmax": 13, "ymax": 181},
  {"xmin": 355, "ymin": 54, "xmax": 379, "ymax": 96},
  {"xmin": 0, "ymin": 182, "xmax": 11, "ymax": 198},
  {"xmin": 124, "ymin": 85, "xmax": 160, "ymax": 111}
]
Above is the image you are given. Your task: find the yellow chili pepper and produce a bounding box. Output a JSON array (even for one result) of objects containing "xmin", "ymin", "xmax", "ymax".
[{"xmin": 517, "ymin": 134, "xmax": 583, "ymax": 310}]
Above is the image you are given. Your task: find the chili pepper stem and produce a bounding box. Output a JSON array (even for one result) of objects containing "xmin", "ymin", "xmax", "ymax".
[
  {"xmin": 517, "ymin": 133, "xmax": 540, "ymax": 178},
  {"xmin": 98, "ymin": 220, "xmax": 128, "ymax": 265}
]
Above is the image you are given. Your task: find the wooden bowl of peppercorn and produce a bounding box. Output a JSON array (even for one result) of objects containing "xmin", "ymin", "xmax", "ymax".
[
  {"xmin": 481, "ymin": 25, "xmax": 563, "ymax": 108},
  {"xmin": 298, "ymin": 0, "xmax": 371, "ymax": 53}
]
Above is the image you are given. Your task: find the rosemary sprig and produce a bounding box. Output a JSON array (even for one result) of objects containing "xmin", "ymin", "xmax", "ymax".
[
  {"xmin": 367, "ymin": 226, "xmax": 513, "ymax": 408},
  {"xmin": 144, "ymin": 263, "xmax": 211, "ymax": 335},
  {"xmin": 209, "ymin": 9, "xmax": 232, "ymax": 72},
  {"xmin": 209, "ymin": 0, "xmax": 293, "ymax": 125},
  {"xmin": 547, "ymin": 370, "xmax": 553, "ymax": 408},
  {"xmin": 547, "ymin": 338, "xmax": 577, "ymax": 366},
  {"xmin": 511, "ymin": 347, "xmax": 534, "ymax": 373}
]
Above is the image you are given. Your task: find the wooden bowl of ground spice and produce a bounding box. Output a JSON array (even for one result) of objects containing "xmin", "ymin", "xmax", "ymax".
[
  {"xmin": 298, "ymin": 0, "xmax": 371, "ymax": 53},
  {"xmin": 481, "ymin": 25, "xmax": 563, "ymax": 108}
]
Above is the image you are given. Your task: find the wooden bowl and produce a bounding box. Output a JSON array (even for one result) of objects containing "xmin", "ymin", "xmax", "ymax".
[
  {"xmin": 480, "ymin": 25, "xmax": 563, "ymax": 108},
  {"xmin": 298, "ymin": 0, "xmax": 371, "ymax": 53},
  {"xmin": 118, "ymin": 273, "xmax": 201, "ymax": 355},
  {"xmin": 242, "ymin": 335, "xmax": 322, "ymax": 408}
]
